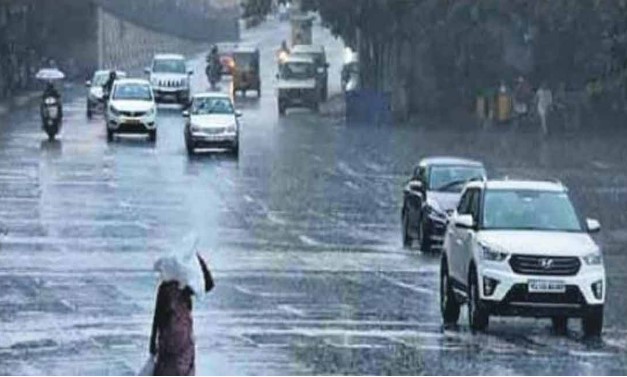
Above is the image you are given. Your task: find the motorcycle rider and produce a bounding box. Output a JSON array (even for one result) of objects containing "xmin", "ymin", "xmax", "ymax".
[
  {"xmin": 206, "ymin": 45, "xmax": 221, "ymax": 89},
  {"xmin": 277, "ymin": 40, "xmax": 290, "ymax": 66},
  {"xmin": 102, "ymin": 70, "xmax": 117, "ymax": 100},
  {"xmin": 41, "ymin": 82, "xmax": 62, "ymax": 119}
]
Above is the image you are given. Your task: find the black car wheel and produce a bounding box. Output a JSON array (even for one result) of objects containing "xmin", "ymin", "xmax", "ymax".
[
  {"xmin": 441, "ymin": 258, "xmax": 460, "ymax": 324},
  {"xmin": 148, "ymin": 130, "xmax": 157, "ymax": 142},
  {"xmin": 402, "ymin": 210, "xmax": 413, "ymax": 248},
  {"xmin": 106, "ymin": 129, "xmax": 114, "ymax": 142},
  {"xmin": 582, "ymin": 306, "xmax": 604, "ymax": 338},
  {"xmin": 468, "ymin": 267, "xmax": 489, "ymax": 331},
  {"xmin": 86, "ymin": 103, "xmax": 93, "ymax": 119},
  {"xmin": 278, "ymin": 101, "xmax": 286, "ymax": 115},
  {"xmin": 418, "ymin": 215, "xmax": 433, "ymax": 253}
]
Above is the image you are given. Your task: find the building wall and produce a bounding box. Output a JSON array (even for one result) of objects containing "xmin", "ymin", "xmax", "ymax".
[{"xmin": 98, "ymin": 8, "xmax": 210, "ymax": 73}]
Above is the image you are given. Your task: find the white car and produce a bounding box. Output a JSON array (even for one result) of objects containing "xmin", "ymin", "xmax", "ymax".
[
  {"xmin": 145, "ymin": 54, "xmax": 193, "ymax": 104},
  {"xmin": 441, "ymin": 179, "xmax": 605, "ymax": 337},
  {"xmin": 183, "ymin": 92, "xmax": 241, "ymax": 156},
  {"xmin": 106, "ymin": 79, "xmax": 157, "ymax": 142}
]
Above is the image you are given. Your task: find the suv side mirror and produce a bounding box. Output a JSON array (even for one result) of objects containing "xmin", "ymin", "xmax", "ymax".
[
  {"xmin": 182, "ymin": 110, "xmax": 190, "ymax": 118},
  {"xmin": 235, "ymin": 110, "xmax": 243, "ymax": 118},
  {"xmin": 586, "ymin": 218, "xmax": 601, "ymax": 233},
  {"xmin": 455, "ymin": 214, "xmax": 475, "ymax": 229},
  {"xmin": 144, "ymin": 67, "xmax": 151, "ymax": 75},
  {"xmin": 85, "ymin": 80, "xmax": 92, "ymax": 87},
  {"xmin": 187, "ymin": 69, "xmax": 194, "ymax": 76}
]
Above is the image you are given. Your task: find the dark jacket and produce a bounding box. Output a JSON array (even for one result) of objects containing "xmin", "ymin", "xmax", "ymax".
[{"xmin": 150, "ymin": 282, "xmax": 195, "ymax": 376}]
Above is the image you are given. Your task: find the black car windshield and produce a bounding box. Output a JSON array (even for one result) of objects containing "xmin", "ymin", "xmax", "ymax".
[
  {"xmin": 280, "ymin": 62, "xmax": 315, "ymax": 80},
  {"xmin": 482, "ymin": 190, "xmax": 583, "ymax": 232},
  {"xmin": 191, "ymin": 97, "xmax": 234, "ymax": 115},
  {"xmin": 112, "ymin": 84, "xmax": 152, "ymax": 101},
  {"xmin": 93, "ymin": 73, "xmax": 109, "ymax": 86},
  {"xmin": 429, "ymin": 165, "xmax": 485, "ymax": 192},
  {"xmin": 153, "ymin": 59, "xmax": 186, "ymax": 74},
  {"xmin": 293, "ymin": 52, "xmax": 323, "ymax": 66}
]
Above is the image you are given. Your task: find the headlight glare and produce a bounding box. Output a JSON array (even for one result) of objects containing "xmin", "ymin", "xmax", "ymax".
[
  {"xmin": 480, "ymin": 244, "xmax": 508, "ymax": 262},
  {"xmin": 583, "ymin": 252, "xmax": 603, "ymax": 265}
]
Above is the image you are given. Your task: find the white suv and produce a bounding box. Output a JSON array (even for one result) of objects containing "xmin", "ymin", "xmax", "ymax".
[
  {"xmin": 145, "ymin": 54, "xmax": 192, "ymax": 104},
  {"xmin": 440, "ymin": 179, "xmax": 605, "ymax": 337}
]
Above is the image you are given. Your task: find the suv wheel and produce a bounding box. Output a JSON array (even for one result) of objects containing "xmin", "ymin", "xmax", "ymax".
[
  {"xmin": 582, "ymin": 306, "xmax": 603, "ymax": 338},
  {"xmin": 441, "ymin": 258, "xmax": 460, "ymax": 324},
  {"xmin": 106, "ymin": 129, "xmax": 114, "ymax": 142},
  {"xmin": 468, "ymin": 267, "xmax": 489, "ymax": 331},
  {"xmin": 551, "ymin": 316, "xmax": 568, "ymax": 335},
  {"xmin": 148, "ymin": 130, "xmax": 157, "ymax": 142},
  {"xmin": 402, "ymin": 210, "xmax": 413, "ymax": 248}
]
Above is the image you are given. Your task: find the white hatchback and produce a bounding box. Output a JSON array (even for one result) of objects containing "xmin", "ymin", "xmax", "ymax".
[
  {"xmin": 441, "ymin": 180, "xmax": 605, "ymax": 337},
  {"xmin": 106, "ymin": 79, "xmax": 157, "ymax": 142}
]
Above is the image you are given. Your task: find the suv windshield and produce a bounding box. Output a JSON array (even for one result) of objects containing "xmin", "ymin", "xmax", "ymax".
[
  {"xmin": 153, "ymin": 59, "xmax": 186, "ymax": 74},
  {"xmin": 429, "ymin": 165, "xmax": 485, "ymax": 192},
  {"xmin": 191, "ymin": 97, "xmax": 234, "ymax": 115},
  {"xmin": 112, "ymin": 84, "xmax": 152, "ymax": 101},
  {"xmin": 483, "ymin": 190, "xmax": 583, "ymax": 232},
  {"xmin": 280, "ymin": 62, "xmax": 315, "ymax": 80}
]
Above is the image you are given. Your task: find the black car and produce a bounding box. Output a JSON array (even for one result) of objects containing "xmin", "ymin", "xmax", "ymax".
[{"xmin": 402, "ymin": 157, "xmax": 486, "ymax": 252}]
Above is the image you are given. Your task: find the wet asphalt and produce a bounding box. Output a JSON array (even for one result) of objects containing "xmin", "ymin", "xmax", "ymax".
[{"xmin": 0, "ymin": 17, "xmax": 627, "ymax": 375}]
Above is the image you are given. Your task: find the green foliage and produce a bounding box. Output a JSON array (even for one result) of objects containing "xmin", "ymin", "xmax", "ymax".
[{"xmin": 308, "ymin": 0, "xmax": 627, "ymax": 111}]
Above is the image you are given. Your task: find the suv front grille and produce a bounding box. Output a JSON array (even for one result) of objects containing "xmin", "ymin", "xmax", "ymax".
[
  {"xmin": 120, "ymin": 111, "xmax": 146, "ymax": 118},
  {"xmin": 509, "ymin": 255, "xmax": 581, "ymax": 276}
]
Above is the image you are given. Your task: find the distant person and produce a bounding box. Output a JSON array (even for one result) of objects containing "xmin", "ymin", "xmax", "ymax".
[
  {"xmin": 536, "ymin": 82, "xmax": 553, "ymax": 135},
  {"xmin": 102, "ymin": 70, "xmax": 117, "ymax": 99}
]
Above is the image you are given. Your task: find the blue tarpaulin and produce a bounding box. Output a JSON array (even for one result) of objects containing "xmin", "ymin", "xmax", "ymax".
[{"xmin": 345, "ymin": 90, "xmax": 392, "ymax": 126}]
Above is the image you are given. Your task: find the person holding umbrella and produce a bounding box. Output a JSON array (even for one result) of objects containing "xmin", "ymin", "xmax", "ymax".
[{"xmin": 141, "ymin": 234, "xmax": 214, "ymax": 376}]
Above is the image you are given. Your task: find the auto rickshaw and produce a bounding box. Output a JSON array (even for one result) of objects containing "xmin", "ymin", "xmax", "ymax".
[{"xmin": 232, "ymin": 47, "xmax": 261, "ymax": 97}]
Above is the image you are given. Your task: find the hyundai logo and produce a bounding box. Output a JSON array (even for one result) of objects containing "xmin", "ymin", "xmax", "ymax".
[{"xmin": 539, "ymin": 258, "xmax": 554, "ymax": 269}]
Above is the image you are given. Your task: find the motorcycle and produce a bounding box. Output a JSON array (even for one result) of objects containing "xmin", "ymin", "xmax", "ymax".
[
  {"xmin": 206, "ymin": 62, "xmax": 222, "ymax": 91},
  {"xmin": 41, "ymin": 96, "xmax": 62, "ymax": 141}
]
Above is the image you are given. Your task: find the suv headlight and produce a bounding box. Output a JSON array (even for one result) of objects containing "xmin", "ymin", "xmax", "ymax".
[
  {"xmin": 190, "ymin": 124, "xmax": 201, "ymax": 133},
  {"xmin": 109, "ymin": 105, "xmax": 120, "ymax": 116},
  {"xmin": 146, "ymin": 107, "xmax": 156, "ymax": 117},
  {"xmin": 226, "ymin": 123, "xmax": 237, "ymax": 133},
  {"xmin": 480, "ymin": 244, "xmax": 509, "ymax": 262},
  {"xmin": 583, "ymin": 251, "xmax": 603, "ymax": 265}
]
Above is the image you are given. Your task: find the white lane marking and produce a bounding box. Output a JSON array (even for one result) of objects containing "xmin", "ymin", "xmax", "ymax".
[
  {"xmin": 378, "ymin": 274, "xmax": 435, "ymax": 295},
  {"xmin": 337, "ymin": 161, "xmax": 358, "ymax": 177},
  {"xmin": 267, "ymin": 212, "xmax": 287, "ymax": 225},
  {"xmin": 299, "ymin": 235, "xmax": 322, "ymax": 247},
  {"xmin": 278, "ymin": 305, "xmax": 305, "ymax": 317},
  {"xmin": 344, "ymin": 180, "xmax": 359, "ymax": 190}
]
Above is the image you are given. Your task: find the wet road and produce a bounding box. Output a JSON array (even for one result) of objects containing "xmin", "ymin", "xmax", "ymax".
[{"xmin": 1, "ymin": 17, "xmax": 627, "ymax": 375}]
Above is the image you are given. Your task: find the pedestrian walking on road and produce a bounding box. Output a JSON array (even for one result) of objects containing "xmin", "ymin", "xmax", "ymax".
[
  {"xmin": 536, "ymin": 82, "xmax": 553, "ymax": 135},
  {"xmin": 141, "ymin": 234, "xmax": 214, "ymax": 376}
]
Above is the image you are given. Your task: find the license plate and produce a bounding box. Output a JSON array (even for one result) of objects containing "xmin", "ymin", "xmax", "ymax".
[
  {"xmin": 528, "ymin": 280, "xmax": 566, "ymax": 293},
  {"xmin": 125, "ymin": 119, "xmax": 140, "ymax": 124}
]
